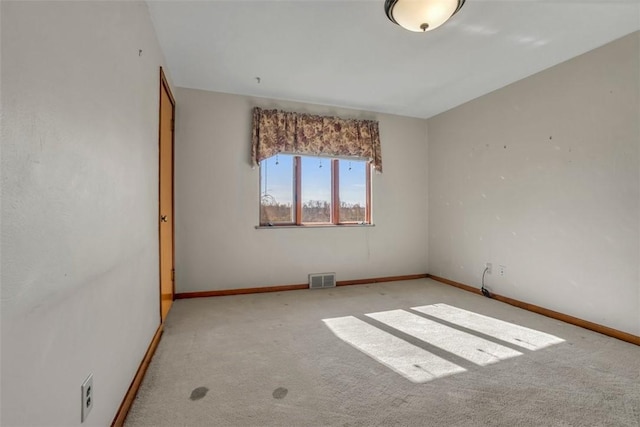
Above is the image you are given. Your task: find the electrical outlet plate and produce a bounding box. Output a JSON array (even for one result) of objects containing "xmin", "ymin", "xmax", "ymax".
[
  {"xmin": 485, "ymin": 263, "xmax": 492, "ymax": 274},
  {"xmin": 499, "ymin": 265, "xmax": 506, "ymax": 276},
  {"xmin": 81, "ymin": 374, "xmax": 93, "ymax": 423}
]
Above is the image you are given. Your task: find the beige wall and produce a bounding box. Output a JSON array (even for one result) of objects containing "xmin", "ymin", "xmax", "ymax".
[
  {"xmin": 1, "ymin": 1, "xmax": 168, "ymax": 425},
  {"xmin": 427, "ymin": 32, "xmax": 640, "ymax": 335},
  {"xmin": 174, "ymin": 89, "xmax": 429, "ymax": 292}
]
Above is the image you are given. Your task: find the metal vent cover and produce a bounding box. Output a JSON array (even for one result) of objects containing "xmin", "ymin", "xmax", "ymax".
[{"xmin": 308, "ymin": 273, "xmax": 336, "ymax": 289}]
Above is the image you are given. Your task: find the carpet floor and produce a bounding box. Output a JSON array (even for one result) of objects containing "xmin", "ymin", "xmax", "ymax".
[{"xmin": 125, "ymin": 279, "xmax": 640, "ymax": 426}]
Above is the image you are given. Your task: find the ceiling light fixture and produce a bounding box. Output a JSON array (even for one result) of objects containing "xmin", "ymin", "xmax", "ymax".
[{"xmin": 384, "ymin": 0, "xmax": 465, "ymax": 32}]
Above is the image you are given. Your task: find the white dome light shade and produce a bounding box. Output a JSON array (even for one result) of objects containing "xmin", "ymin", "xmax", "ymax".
[{"xmin": 385, "ymin": 0, "xmax": 465, "ymax": 32}]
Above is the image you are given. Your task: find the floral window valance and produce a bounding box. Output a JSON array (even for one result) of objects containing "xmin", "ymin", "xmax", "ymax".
[{"xmin": 251, "ymin": 107, "xmax": 383, "ymax": 172}]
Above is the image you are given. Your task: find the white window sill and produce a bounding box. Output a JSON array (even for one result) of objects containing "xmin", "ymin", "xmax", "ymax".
[{"xmin": 255, "ymin": 223, "xmax": 375, "ymax": 229}]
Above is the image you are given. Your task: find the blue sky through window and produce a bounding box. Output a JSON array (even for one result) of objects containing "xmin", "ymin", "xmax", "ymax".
[
  {"xmin": 339, "ymin": 159, "xmax": 367, "ymax": 207},
  {"xmin": 260, "ymin": 155, "xmax": 367, "ymax": 206},
  {"xmin": 260, "ymin": 154, "xmax": 294, "ymax": 205},
  {"xmin": 301, "ymin": 156, "xmax": 331, "ymax": 205}
]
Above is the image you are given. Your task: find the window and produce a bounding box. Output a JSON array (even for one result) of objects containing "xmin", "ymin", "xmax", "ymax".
[{"xmin": 260, "ymin": 154, "xmax": 371, "ymax": 226}]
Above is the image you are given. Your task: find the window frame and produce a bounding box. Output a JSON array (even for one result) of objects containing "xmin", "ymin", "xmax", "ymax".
[{"xmin": 259, "ymin": 155, "xmax": 372, "ymax": 227}]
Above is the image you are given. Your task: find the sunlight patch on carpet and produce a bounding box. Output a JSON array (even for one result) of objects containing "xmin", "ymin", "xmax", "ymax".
[
  {"xmin": 412, "ymin": 304, "xmax": 565, "ymax": 350},
  {"xmin": 367, "ymin": 309, "xmax": 522, "ymax": 366},
  {"xmin": 322, "ymin": 316, "xmax": 466, "ymax": 383},
  {"xmin": 323, "ymin": 304, "xmax": 564, "ymax": 383}
]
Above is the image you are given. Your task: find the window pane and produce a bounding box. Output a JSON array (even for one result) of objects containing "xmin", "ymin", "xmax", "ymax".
[
  {"xmin": 301, "ymin": 156, "xmax": 332, "ymax": 223},
  {"xmin": 339, "ymin": 160, "xmax": 367, "ymax": 223},
  {"xmin": 260, "ymin": 154, "xmax": 294, "ymax": 224}
]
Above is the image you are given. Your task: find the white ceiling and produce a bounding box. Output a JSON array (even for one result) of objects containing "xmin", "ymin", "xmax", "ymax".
[{"xmin": 147, "ymin": 0, "xmax": 640, "ymax": 119}]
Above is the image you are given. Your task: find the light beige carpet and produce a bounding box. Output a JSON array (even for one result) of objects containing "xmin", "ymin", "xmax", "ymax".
[{"xmin": 125, "ymin": 279, "xmax": 640, "ymax": 426}]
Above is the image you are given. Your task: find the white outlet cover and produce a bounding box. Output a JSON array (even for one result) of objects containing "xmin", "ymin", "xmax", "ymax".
[{"xmin": 81, "ymin": 374, "xmax": 93, "ymax": 423}]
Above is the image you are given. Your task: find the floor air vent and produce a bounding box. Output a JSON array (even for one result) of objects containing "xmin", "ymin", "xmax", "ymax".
[{"xmin": 309, "ymin": 273, "xmax": 336, "ymax": 289}]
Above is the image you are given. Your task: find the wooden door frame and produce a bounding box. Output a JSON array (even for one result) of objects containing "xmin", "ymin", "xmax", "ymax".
[{"xmin": 158, "ymin": 67, "xmax": 176, "ymax": 321}]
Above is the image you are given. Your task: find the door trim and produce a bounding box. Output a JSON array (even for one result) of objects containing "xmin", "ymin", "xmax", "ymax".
[{"xmin": 159, "ymin": 67, "xmax": 176, "ymax": 321}]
